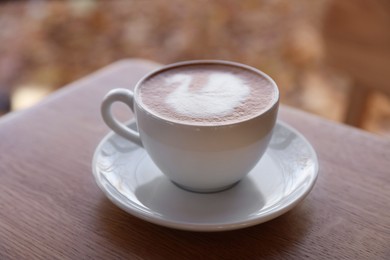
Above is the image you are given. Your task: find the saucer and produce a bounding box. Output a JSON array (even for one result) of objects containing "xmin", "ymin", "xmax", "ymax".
[{"xmin": 92, "ymin": 121, "xmax": 318, "ymax": 231}]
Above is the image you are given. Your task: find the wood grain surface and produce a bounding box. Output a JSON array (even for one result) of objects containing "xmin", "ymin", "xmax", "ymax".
[{"xmin": 0, "ymin": 59, "xmax": 389, "ymax": 259}]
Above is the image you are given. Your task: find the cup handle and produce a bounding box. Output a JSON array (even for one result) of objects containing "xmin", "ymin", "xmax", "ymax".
[{"xmin": 101, "ymin": 89, "xmax": 143, "ymax": 147}]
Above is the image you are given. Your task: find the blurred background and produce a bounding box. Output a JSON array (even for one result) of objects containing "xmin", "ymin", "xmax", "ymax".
[{"xmin": 0, "ymin": 0, "xmax": 389, "ymax": 137}]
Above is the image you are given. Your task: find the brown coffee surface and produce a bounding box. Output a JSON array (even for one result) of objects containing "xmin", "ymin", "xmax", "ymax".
[{"xmin": 138, "ymin": 63, "xmax": 277, "ymax": 125}]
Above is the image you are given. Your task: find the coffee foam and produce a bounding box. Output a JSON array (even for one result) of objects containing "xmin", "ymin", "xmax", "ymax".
[
  {"xmin": 165, "ymin": 72, "xmax": 250, "ymax": 118},
  {"xmin": 139, "ymin": 64, "xmax": 276, "ymax": 125}
]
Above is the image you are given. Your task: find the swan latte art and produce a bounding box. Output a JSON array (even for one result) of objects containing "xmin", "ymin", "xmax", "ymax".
[{"xmin": 138, "ymin": 64, "xmax": 277, "ymax": 125}]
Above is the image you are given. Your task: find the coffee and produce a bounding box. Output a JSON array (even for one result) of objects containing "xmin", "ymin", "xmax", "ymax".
[
  {"xmin": 138, "ymin": 63, "xmax": 277, "ymax": 125},
  {"xmin": 101, "ymin": 60, "xmax": 279, "ymax": 192}
]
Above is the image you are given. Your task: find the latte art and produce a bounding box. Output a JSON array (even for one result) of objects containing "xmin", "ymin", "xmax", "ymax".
[
  {"xmin": 165, "ymin": 72, "xmax": 250, "ymax": 118},
  {"xmin": 138, "ymin": 64, "xmax": 277, "ymax": 125}
]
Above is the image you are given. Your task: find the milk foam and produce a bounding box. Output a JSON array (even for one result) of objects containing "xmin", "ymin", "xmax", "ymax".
[
  {"xmin": 139, "ymin": 64, "xmax": 276, "ymax": 125},
  {"xmin": 165, "ymin": 72, "xmax": 250, "ymax": 118}
]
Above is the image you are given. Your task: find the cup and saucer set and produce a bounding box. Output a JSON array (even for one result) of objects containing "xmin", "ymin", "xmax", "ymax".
[{"xmin": 92, "ymin": 61, "xmax": 319, "ymax": 232}]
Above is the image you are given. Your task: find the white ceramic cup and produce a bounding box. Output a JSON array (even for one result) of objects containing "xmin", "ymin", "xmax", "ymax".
[{"xmin": 101, "ymin": 60, "xmax": 279, "ymax": 193}]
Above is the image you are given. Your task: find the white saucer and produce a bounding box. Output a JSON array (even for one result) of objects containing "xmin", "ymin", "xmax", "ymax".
[{"xmin": 92, "ymin": 121, "xmax": 318, "ymax": 232}]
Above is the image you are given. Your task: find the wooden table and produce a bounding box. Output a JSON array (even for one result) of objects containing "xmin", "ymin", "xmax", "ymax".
[{"xmin": 1, "ymin": 59, "xmax": 389, "ymax": 259}]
